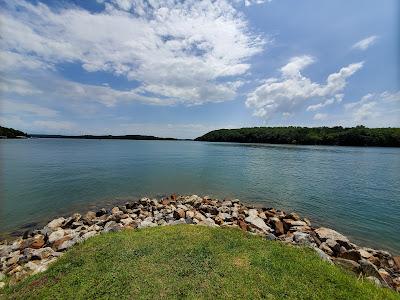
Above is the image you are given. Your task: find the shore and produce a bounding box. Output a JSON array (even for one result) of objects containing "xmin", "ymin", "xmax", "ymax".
[{"xmin": 1, "ymin": 194, "xmax": 399, "ymax": 292}]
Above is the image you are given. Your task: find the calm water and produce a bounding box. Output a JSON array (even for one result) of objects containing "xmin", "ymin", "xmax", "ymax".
[{"xmin": 1, "ymin": 139, "xmax": 399, "ymax": 253}]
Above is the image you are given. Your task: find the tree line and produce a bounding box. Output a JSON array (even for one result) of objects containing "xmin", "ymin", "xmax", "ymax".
[{"xmin": 195, "ymin": 126, "xmax": 400, "ymax": 147}]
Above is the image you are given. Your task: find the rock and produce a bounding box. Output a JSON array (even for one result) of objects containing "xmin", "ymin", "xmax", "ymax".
[
  {"xmin": 366, "ymin": 276, "xmax": 382, "ymax": 287},
  {"xmin": 0, "ymin": 282, "xmax": 5, "ymax": 289},
  {"xmin": 393, "ymin": 256, "xmax": 400, "ymax": 270},
  {"xmin": 217, "ymin": 212, "xmax": 232, "ymax": 221},
  {"xmin": 333, "ymin": 258, "xmax": 360, "ymax": 272},
  {"xmin": 58, "ymin": 240, "xmax": 77, "ymax": 251},
  {"xmin": 104, "ymin": 221, "xmax": 123, "ymax": 232},
  {"xmin": 111, "ymin": 207, "xmax": 121, "ymax": 215},
  {"xmin": 31, "ymin": 247, "xmax": 54, "ymax": 260},
  {"xmin": 358, "ymin": 249, "xmax": 372, "ymax": 259},
  {"xmin": 287, "ymin": 212, "xmax": 301, "ymax": 221},
  {"xmin": 359, "ymin": 259, "xmax": 384, "ymax": 283},
  {"xmin": 84, "ymin": 211, "xmax": 96, "ymax": 221},
  {"xmin": 293, "ymin": 232, "xmax": 312, "ymax": 245},
  {"xmin": 138, "ymin": 220, "xmax": 157, "ymax": 229},
  {"xmin": 303, "ymin": 218, "xmax": 311, "ymax": 226},
  {"xmin": 266, "ymin": 233, "xmax": 277, "ymax": 241},
  {"xmin": 193, "ymin": 212, "xmax": 206, "ymax": 222},
  {"xmin": 204, "ymin": 218, "xmax": 218, "ymax": 227},
  {"xmin": 339, "ymin": 250, "xmax": 362, "ymax": 262},
  {"xmin": 82, "ymin": 231, "xmax": 97, "ymax": 240},
  {"xmin": 186, "ymin": 211, "xmax": 195, "ymax": 219},
  {"xmin": 247, "ymin": 209, "xmax": 258, "ymax": 217},
  {"xmin": 245, "ymin": 215, "xmax": 271, "ymax": 233},
  {"xmin": 96, "ymin": 208, "xmax": 107, "ymax": 217},
  {"xmin": 173, "ymin": 209, "xmax": 185, "ymax": 219},
  {"xmin": 378, "ymin": 269, "xmax": 394, "ymax": 287},
  {"xmin": 314, "ymin": 227, "xmax": 349, "ymax": 243},
  {"xmin": 270, "ymin": 217, "xmax": 285, "ymax": 235},
  {"xmin": 30, "ymin": 234, "xmax": 45, "ymax": 249},
  {"xmin": 47, "ymin": 217, "xmax": 65, "ymax": 230},
  {"xmin": 120, "ymin": 217, "xmax": 134, "ymax": 226},
  {"xmin": 324, "ymin": 239, "xmax": 340, "ymax": 253},
  {"xmin": 48, "ymin": 229, "xmax": 65, "ymax": 244},
  {"xmin": 0, "ymin": 245, "xmax": 12, "ymax": 257},
  {"xmin": 313, "ymin": 247, "xmax": 333, "ymax": 264},
  {"xmin": 238, "ymin": 219, "xmax": 249, "ymax": 231},
  {"xmin": 282, "ymin": 219, "xmax": 307, "ymax": 230},
  {"xmin": 319, "ymin": 242, "xmax": 334, "ymax": 256}
]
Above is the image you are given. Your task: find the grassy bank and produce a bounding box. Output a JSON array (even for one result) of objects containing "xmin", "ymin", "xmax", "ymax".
[{"xmin": 3, "ymin": 225, "xmax": 399, "ymax": 299}]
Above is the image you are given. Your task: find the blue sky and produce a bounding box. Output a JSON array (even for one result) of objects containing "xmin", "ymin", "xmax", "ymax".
[{"xmin": 0, "ymin": 0, "xmax": 399, "ymax": 138}]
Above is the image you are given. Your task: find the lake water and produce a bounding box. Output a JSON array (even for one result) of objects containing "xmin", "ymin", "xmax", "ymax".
[{"xmin": 1, "ymin": 139, "xmax": 399, "ymax": 253}]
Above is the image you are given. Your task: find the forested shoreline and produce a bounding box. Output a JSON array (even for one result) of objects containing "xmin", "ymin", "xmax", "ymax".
[{"xmin": 195, "ymin": 126, "xmax": 400, "ymax": 147}]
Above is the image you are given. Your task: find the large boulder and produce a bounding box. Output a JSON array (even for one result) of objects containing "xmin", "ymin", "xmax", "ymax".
[
  {"xmin": 245, "ymin": 215, "xmax": 271, "ymax": 233},
  {"xmin": 314, "ymin": 227, "xmax": 349, "ymax": 244},
  {"xmin": 270, "ymin": 217, "xmax": 285, "ymax": 235},
  {"xmin": 333, "ymin": 258, "xmax": 360, "ymax": 272},
  {"xmin": 46, "ymin": 217, "xmax": 65, "ymax": 230},
  {"xmin": 48, "ymin": 229, "xmax": 65, "ymax": 244}
]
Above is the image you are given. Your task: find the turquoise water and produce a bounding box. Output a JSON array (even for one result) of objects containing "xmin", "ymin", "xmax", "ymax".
[{"xmin": 1, "ymin": 139, "xmax": 399, "ymax": 253}]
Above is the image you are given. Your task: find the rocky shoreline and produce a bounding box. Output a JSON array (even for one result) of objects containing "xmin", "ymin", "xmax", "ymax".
[{"xmin": 0, "ymin": 195, "xmax": 399, "ymax": 292}]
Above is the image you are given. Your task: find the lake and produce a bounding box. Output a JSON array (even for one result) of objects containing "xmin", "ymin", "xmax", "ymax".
[{"xmin": 1, "ymin": 139, "xmax": 399, "ymax": 253}]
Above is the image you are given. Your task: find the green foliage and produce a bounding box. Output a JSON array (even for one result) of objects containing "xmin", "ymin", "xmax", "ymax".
[
  {"xmin": 0, "ymin": 126, "xmax": 27, "ymax": 138},
  {"xmin": 195, "ymin": 126, "xmax": 400, "ymax": 147},
  {"xmin": 3, "ymin": 225, "xmax": 399, "ymax": 299}
]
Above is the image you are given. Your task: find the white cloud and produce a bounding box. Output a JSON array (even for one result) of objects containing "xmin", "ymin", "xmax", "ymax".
[
  {"xmin": 313, "ymin": 113, "xmax": 328, "ymax": 120},
  {"xmin": 344, "ymin": 91, "xmax": 400, "ymax": 124},
  {"xmin": 352, "ymin": 35, "xmax": 378, "ymax": 51},
  {"xmin": 1, "ymin": 0, "xmax": 265, "ymax": 105},
  {"xmin": 306, "ymin": 94, "xmax": 343, "ymax": 111},
  {"xmin": 245, "ymin": 55, "xmax": 363, "ymax": 119},
  {"xmin": 1, "ymin": 100, "xmax": 58, "ymax": 117},
  {"xmin": 244, "ymin": 0, "xmax": 270, "ymax": 6},
  {"xmin": 0, "ymin": 77, "xmax": 42, "ymax": 95}
]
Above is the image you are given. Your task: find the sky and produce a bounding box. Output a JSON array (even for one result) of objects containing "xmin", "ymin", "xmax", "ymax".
[{"xmin": 0, "ymin": 0, "xmax": 399, "ymax": 138}]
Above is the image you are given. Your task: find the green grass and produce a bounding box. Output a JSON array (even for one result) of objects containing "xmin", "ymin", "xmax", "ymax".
[{"xmin": 2, "ymin": 225, "xmax": 399, "ymax": 300}]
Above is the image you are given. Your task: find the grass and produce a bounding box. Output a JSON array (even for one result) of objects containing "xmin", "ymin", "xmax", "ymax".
[{"xmin": 2, "ymin": 225, "xmax": 399, "ymax": 300}]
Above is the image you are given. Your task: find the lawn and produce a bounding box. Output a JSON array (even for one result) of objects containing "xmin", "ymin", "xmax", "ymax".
[{"xmin": 2, "ymin": 225, "xmax": 399, "ymax": 299}]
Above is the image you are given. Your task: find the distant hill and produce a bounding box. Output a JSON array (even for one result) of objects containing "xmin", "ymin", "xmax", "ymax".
[
  {"xmin": 29, "ymin": 134, "xmax": 177, "ymax": 141},
  {"xmin": 0, "ymin": 126, "xmax": 28, "ymax": 138},
  {"xmin": 195, "ymin": 126, "xmax": 400, "ymax": 147}
]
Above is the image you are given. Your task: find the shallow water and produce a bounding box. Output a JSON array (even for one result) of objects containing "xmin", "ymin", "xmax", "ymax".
[{"xmin": 1, "ymin": 139, "xmax": 399, "ymax": 253}]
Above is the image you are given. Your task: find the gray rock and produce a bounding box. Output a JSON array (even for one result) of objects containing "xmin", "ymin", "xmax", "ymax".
[
  {"xmin": 359, "ymin": 259, "xmax": 382, "ymax": 279},
  {"xmin": 138, "ymin": 220, "xmax": 157, "ymax": 229},
  {"xmin": 47, "ymin": 217, "xmax": 65, "ymax": 230},
  {"xmin": 266, "ymin": 233, "xmax": 277, "ymax": 241},
  {"xmin": 334, "ymin": 258, "xmax": 360, "ymax": 272},
  {"xmin": 313, "ymin": 246, "xmax": 333, "ymax": 264},
  {"xmin": 293, "ymin": 232, "xmax": 312, "ymax": 245},
  {"xmin": 314, "ymin": 227, "xmax": 349, "ymax": 243},
  {"xmin": 245, "ymin": 215, "xmax": 271, "ymax": 233},
  {"xmin": 31, "ymin": 247, "xmax": 55, "ymax": 260},
  {"xmin": 48, "ymin": 229, "xmax": 65, "ymax": 244}
]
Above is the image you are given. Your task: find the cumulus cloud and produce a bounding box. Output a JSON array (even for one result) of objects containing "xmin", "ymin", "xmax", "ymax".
[
  {"xmin": 352, "ymin": 35, "xmax": 378, "ymax": 51},
  {"xmin": 1, "ymin": 0, "xmax": 265, "ymax": 105},
  {"xmin": 245, "ymin": 55, "xmax": 363, "ymax": 119},
  {"xmin": 344, "ymin": 91, "xmax": 400, "ymax": 124}
]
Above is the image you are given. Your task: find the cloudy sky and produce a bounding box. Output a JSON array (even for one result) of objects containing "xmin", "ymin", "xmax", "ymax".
[{"xmin": 0, "ymin": 0, "xmax": 399, "ymax": 138}]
